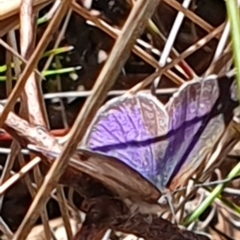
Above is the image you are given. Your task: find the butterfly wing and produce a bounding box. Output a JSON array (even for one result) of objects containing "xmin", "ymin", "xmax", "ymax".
[
  {"xmin": 153, "ymin": 76, "xmax": 219, "ymax": 189},
  {"xmin": 82, "ymin": 92, "xmax": 169, "ymax": 188},
  {"xmin": 154, "ymin": 75, "xmax": 237, "ymax": 190},
  {"xmin": 170, "ymin": 75, "xmax": 238, "ymax": 189}
]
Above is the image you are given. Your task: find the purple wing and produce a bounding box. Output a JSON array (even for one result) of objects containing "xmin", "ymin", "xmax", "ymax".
[
  {"xmin": 170, "ymin": 75, "xmax": 238, "ymax": 188},
  {"xmin": 155, "ymin": 75, "xmax": 237, "ymax": 190},
  {"xmin": 152, "ymin": 76, "xmax": 219, "ymax": 189},
  {"xmin": 81, "ymin": 92, "xmax": 169, "ymax": 186}
]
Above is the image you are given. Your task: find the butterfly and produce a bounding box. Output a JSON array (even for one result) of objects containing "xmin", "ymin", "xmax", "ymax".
[
  {"xmin": 80, "ymin": 74, "xmax": 238, "ymax": 200},
  {"xmin": 28, "ymin": 73, "xmax": 238, "ymax": 215}
]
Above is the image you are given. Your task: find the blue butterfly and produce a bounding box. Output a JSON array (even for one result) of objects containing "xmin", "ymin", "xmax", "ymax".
[{"xmin": 80, "ymin": 74, "xmax": 238, "ymax": 202}]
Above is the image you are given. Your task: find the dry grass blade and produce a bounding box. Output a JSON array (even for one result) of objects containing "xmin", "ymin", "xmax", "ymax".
[{"xmin": 16, "ymin": 0, "xmax": 53, "ymax": 239}]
